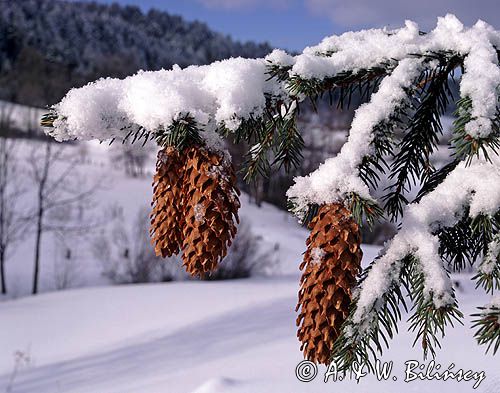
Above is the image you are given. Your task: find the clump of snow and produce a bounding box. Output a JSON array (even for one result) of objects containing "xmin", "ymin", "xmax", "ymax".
[
  {"xmin": 310, "ymin": 247, "xmax": 325, "ymax": 265},
  {"xmin": 51, "ymin": 58, "xmax": 279, "ymax": 144},
  {"xmin": 194, "ymin": 203, "xmax": 206, "ymax": 224},
  {"xmin": 265, "ymin": 49, "xmax": 294, "ymax": 67},
  {"xmin": 479, "ymin": 234, "xmax": 500, "ymax": 275},
  {"xmin": 459, "ymin": 22, "xmax": 500, "ymax": 138},
  {"xmin": 53, "ymin": 77, "xmax": 127, "ymax": 142},
  {"xmin": 290, "ymin": 21, "xmax": 420, "ymax": 79}
]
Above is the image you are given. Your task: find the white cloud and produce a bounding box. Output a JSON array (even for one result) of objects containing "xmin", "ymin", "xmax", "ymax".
[
  {"xmin": 305, "ymin": 0, "xmax": 499, "ymax": 30},
  {"xmin": 197, "ymin": 0, "xmax": 290, "ymax": 10}
]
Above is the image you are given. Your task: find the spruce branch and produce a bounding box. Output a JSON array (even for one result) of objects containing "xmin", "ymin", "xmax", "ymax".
[
  {"xmin": 228, "ymin": 115, "xmax": 264, "ymax": 143},
  {"xmin": 451, "ymin": 97, "xmax": 500, "ymax": 164},
  {"xmin": 383, "ymin": 53, "xmax": 463, "ymax": 221},
  {"xmin": 406, "ymin": 258, "xmax": 463, "ymax": 359},
  {"xmin": 242, "ymin": 115, "xmax": 276, "ymax": 181},
  {"xmin": 330, "ymin": 255, "xmax": 411, "ymax": 373},
  {"xmin": 472, "ymin": 304, "xmax": 500, "ymax": 354},
  {"xmin": 347, "ymin": 193, "xmax": 384, "ymax": 229},
  {"xmin": 436, "ymin": 213, "xmax": 477, "ymax": 272},
  {"xmin": 286, "ymin": 198, "xmax": 316, "ymax": 227},
  {"xmin": 332, "ymin": 252, "xmax": 463, "ymax": 372},
  {"xmin": 155, "ymin": 114, "xmax": 202, "ymax": 150},
  {"xmin": 266, "ymin": 62, "xmax": 293, "ymax": 83},
  {"xmin": 286, "ymin": 64, "xmax": 392, "ymax": 108},
  {"xmin": 41, "ymin": 109, "xmax": 203, "ymax": 149},
  {"xmin": 473, "ymin": 233, "xmax": 500, "ymax": 294},
  {"xmin": 271, "ymin": 101, "xmax": 304, "ymax": 172},
  {"xmin": 435, "ymin": 208, "xmax": 499, "ymax": 277},
  {"xmin": 470, "ymin": 212, "xmax": 500, "ymax": 259},
  {"xmin": 40, "ymin": 110, "xmax": 58, "ymax": 128},
  {"xmin": 121, "ymin": 124, "xmax": 149, "ymax": 146},
  {"xmin": 413, "ymin": 159, "xmax": 460, "ymax": 203},
  {"xmin": 229, "ymin": 100, "xmax": 304, "ymax": 181},
  {"xmin": 357, "ymin": 101, "xmax": 411, "ymax": 191}
]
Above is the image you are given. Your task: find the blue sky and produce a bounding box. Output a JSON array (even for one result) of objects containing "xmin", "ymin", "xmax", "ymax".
[{"xmin": 75, "ymin": 0, "xmax": 499, "ymax": 51}]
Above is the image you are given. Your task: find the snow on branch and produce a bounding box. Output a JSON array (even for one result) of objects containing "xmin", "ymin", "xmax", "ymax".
[
  {"xmin": 47, "ymin": 58, "xmax": 281, "ymax": 142},
  {"xmin": 460, "ymin": 21, "xmax": 500, "ymax": 138},
  {"xmin": 287, "ymin": 15, "xmax": 500, "ymax": 212},
  {"xmin": 43, "ymin": 15, "xmax": 500, "ymax": 229},
  {"xmin": 46, "ymin": 15, "xmax": 499, "ymax": 143},
  {"xmin": 286, "ymin": 57, "xmax": 425, "ymax": 206}
]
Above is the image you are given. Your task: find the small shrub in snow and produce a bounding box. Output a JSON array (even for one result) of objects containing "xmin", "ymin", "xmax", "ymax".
[
  {"xmin": 93, "ymin": 206, "xmax": 183, "ymax": 284},
  {"xmin": 206, "ymin": 221, "xmax": 273, "ymax": 281}
]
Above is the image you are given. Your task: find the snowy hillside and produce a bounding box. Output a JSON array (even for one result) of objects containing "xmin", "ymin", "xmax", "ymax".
[{"xmin": 1, "ymin": 136, "xmax": 311, "ymax": 296}]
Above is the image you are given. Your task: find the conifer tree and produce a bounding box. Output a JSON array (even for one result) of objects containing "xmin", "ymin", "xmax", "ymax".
[{"xmin": 41, "ymin": 15, "xmax": 500, "ymax": 371}]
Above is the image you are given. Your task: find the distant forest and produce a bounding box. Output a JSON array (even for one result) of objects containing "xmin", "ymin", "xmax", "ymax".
[{"xmin": 0, "ymin": 0, "xmax": 272, "ymax": 108}]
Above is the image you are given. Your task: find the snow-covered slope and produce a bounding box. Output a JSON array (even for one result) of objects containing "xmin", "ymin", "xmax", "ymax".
[{"xmin": 3, "ymin": 137, "xmax": 309, "ymax": 296}]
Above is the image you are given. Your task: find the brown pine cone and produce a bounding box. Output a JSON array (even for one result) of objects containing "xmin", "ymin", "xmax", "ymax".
[
  {"xmin": 296, "ymin": 203, "xmax": 362, "ymax": 364},
  {"xmin": 150, "ymin": 146, "xmax": 185, "ymax": 257},
  {"xmin": 181, "ymin": 146, "xmax": 240, "ymax": 278}
]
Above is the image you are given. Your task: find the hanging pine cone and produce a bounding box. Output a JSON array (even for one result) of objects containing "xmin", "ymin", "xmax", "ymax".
[
  {"xmin": 150, "ymin": 146, "xmax": 185, "ymax": 257},
  {"xmin": 181, "ymin": 145, "xmax": 240, "ymax": 277},
  {"xmin": 296, "ymin": 203, "xmax": 362, "ymax": 364}
]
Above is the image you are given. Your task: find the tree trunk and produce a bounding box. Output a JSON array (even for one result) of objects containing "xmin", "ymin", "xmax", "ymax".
[
  {"xmin": 32, "ymin": 143, "xmax": 50, "ymax": 295},
  {"xmin": 0, "ymin": 249, "xmax": 6, "ymax": 295},
  {"xmin": 32, "ymin": 205, "xmax": 43, "ymax": 295}
]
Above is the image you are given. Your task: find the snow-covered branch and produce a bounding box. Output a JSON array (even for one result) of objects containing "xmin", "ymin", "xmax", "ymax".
[
  {"xmin": 45, "ymin": 15, "xmax": 500, "ymax": 208},
  {"xmin": 354, "ymin": 154, "xmax": 500, "ymax": 328}
]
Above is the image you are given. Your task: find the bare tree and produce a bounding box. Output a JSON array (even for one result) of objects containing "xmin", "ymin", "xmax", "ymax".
[
  {"xmin": 27, "ymin": 142, "xmax": 101, "ymax": 294},
  {"xmin": 0, "ymin": 105, "xmax": 28, "ymax": 295}
]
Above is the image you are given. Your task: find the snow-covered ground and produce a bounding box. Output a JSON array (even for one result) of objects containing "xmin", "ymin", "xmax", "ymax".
[
  {"xmin": 0, "ymin": 122, "xmax": 498, "ymax": 393},
  {"xmin": 0, "ymin": 272, "xmax": 498, "ymax": 393}
]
